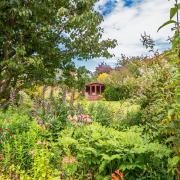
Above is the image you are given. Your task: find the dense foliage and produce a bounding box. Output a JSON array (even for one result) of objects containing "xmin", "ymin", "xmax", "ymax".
[
  {"xmin": 104, "ymin": 85, "xmax": 133, "ymax": 101},
  {"xmin": 59, "ymin": 124, "xmax": 172, "ymax": 179},
  {"xmin": 0, "ymin": 0, "xmax": 179, "ymax": 179},
  {"xmin": 0, "ymin": 0, "xmax": 116, "ymax": 102},
  {"xmin": 0, "ymin": 106, "xmax": 175, "ymax": 179}
]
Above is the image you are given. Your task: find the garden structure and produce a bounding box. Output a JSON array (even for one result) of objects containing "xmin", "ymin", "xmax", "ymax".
[{"xmin": 85, "ymin": 82, "xmax": 105, "ymax": 101}]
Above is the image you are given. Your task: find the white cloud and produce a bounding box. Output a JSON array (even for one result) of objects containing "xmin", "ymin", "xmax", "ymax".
[
  {"xmin": 100, "ymin": 0, "xmax": 174, "ymax": 61},
  {"xmin": 75, "ymin": 0, "xmax": 174, "ymax": 71}
]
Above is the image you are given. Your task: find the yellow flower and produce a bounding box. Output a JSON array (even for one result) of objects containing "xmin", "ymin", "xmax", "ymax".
[{"xmin": 97, "ymin": 73, "xmax": 109, "ymax": 83}]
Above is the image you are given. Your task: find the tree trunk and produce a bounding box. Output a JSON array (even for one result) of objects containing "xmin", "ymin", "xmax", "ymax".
[
  {"xmin": 70, "ymin": 88, "xmax": 75, "ymax": 106},
  {"xmin": 62, "ymin": 86, "xmax": 67, "ymax": 104},
  {"xmin": 3, "ymin": 40, "xmax": 9, "ymax": 60},
  {"xmin": 42, "ymin": 85, "xmax": 47, "ymax": 112},
  {"xmin": 49, "ymin": 86, "xmax": 54, "ymax": 101},
  {"xmin": 9, "ymin": 88, "xmax": 17, "ymax": 106},
  {"xmin": 0, "ymin": 79, "xmax": 11, "ymax": 98}
]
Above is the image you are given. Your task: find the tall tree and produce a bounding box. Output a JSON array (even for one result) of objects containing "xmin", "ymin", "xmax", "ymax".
[
  {"xmin": 95, "ymin": 62, "xmax": 113, "ymax": 75},
  {"xmin": 0, "ymin": 0, "xmax": 116, "ymax": 101}
]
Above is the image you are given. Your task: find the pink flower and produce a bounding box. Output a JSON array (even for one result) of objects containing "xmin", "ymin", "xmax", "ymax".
[
  {"xmin": 68, "ymin": 114, "xmax": 92, "ymax": 125},
  {"xmin": 62, "ymin": 156, "xmax": 76, "ymax": 164},
  {"xmin": 78, "ymin": 114, "xmax": 92, "ymax": 124}
]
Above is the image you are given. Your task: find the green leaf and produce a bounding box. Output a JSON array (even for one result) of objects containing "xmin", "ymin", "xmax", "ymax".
[
  {"xmin": 157, "ymin": 20, "xmax": 176, "ymax": 32},
  {"xmin": 175, "ymin": 86, "xmax": 180, "ymax": 95},
  {"xmin": 175, "ymin": 95, "xmax": 180, "ymax": 104},
  {"xmin": 168, "ymin": 156, "xmax": 180, "ymax": 168},
  {"xmin": 178, "ymin": 3, "xmax": 180, "ymax": 9},
  {"xmin": 170, "ymin": 7, "xmax": 178, "ymax": 19}
]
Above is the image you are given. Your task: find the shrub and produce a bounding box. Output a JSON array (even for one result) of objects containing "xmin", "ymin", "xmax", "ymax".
[
  {"xmin": 103, "ymin": 85, "xmax": 132, "ymax": 101},
  {"xmin": 86, "ymin": 102, "xmax": 114, "ymax": 126},
  {"xmin": 59, "ymin": 123, "xmax": 173, "ymax": 179},
  {"xmin": 112, "ymin": 103, "xmax": 141, "ymax": 129},
  {"xmin": 0, "ymin": 108, "xmax": 59, "ymax": 179}
]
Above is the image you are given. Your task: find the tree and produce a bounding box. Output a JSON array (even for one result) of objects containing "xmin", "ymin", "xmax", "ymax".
[
  {"xmin": 116, "ymin": 54, "xmax": 142, "ymax": 77},
  {"xmin": 0, "ymin": 0, "xmax": 117, "ymax": 102},
  {"xmin": 97, "ymin": 73, "xmax": 109, "ymax": 83},
  {"xmin": 76, "ymin": 66, "xmax": 90, "ymax": 92},
  {"xmin": 140, "ymin": 32, "xmax": 159, "ymax": 56},
  {"xmin": 56, "ymin": 61, "xmax": 90, "ymax": 104},
  {"xmin": 95, "ymin": 62, "xmax": 113, "ymax": 75}
]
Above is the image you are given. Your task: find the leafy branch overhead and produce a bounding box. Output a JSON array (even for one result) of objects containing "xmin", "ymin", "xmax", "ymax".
[{"xmin": 158, "ymin": 1, "xmax": 180, "ymax": 32}]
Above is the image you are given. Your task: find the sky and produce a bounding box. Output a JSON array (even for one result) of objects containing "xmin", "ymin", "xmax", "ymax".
[{"xmin": 75, "ymin": 0, "xmax": 174, "ymax": 71}]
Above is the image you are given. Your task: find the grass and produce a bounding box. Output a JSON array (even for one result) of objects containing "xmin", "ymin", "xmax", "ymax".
[{"xmin": 75, "ymin": 99, "xmax": 140, "ymax": 117}]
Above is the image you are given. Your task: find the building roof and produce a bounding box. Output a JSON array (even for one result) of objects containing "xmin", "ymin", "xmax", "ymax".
[{"xmin": 86, "ymin": 82, "xmax": 104, "ymax": 86}]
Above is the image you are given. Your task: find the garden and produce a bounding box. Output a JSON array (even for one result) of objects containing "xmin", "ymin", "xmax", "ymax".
[{"xmin": 0, "ymin": 0, "xmax": 180, "ymax": 179}]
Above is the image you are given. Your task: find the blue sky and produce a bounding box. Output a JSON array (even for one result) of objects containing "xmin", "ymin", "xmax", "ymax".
[{"xmin": 75, "ymin": 0, "xmax": 173, "ymax": 71}]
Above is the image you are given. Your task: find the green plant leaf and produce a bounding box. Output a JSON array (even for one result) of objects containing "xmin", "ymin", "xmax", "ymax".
[
  {"xmin": 168, "ymin": 156, "xmax": 180, "ymax": 168},
  {"xmin": 178, "ymin": 3, "xmax": 180, "ymax": 9},
  {"xmin": 170, "ymin": 7, "xmax": 178, "ymax": 19},
  {"xmin": 157, "ymin": 20, "xmax": 176, "ymax": 32}
]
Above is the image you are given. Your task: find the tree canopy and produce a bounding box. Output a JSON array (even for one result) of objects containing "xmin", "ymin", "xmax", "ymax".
[{"xmin": 0, "ymin": 0, "xmax": 116, "ymax": 100}]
